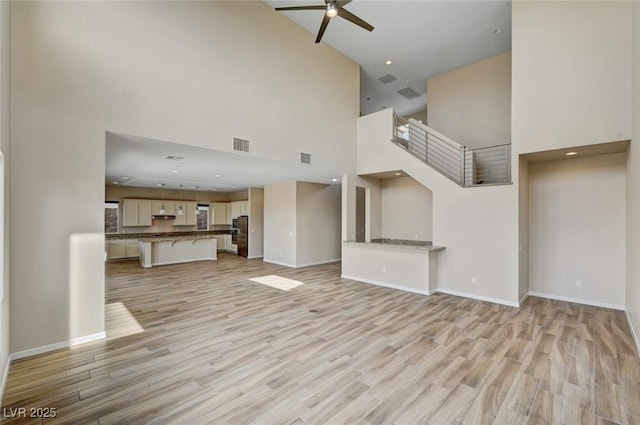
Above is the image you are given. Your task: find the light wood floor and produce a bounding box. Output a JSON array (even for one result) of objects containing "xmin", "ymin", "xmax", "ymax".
[{"xmin": 2, "ymin": 253, "xmax": 639, "ymax": 424}]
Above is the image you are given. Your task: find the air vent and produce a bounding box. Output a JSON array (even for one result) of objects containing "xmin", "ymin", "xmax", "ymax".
[
  {"xmin": 300, "ymin": 152, "xmax": 311, "ymax": 164},
  {"xmin": 378, "ymin": 74, "xmax": 397, "ymax": 84},
  {"xmin": 397, "ymin": 87, "xmax": 421, "ymax": 100},
  {"xmin": 165, "ymin": 155, "xmax": 184, "ymax": 161},
  {"xmin": 233, "ymin": 138, "xmax": 250, "ymax": 153}
]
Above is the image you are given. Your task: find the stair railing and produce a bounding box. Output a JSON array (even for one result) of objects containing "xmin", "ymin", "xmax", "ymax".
[{"xmin": 392, "ymin": 115, "xmax": 511, "ymax": 187}]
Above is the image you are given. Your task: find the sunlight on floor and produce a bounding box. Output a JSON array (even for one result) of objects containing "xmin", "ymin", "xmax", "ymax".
[
  {"xmin": 249, "ymin": 275, "xmax": 305, "ymax": 291},
  {"xmin": 106, "ymin": 301, "xmax": 145, "ymax": 339}
]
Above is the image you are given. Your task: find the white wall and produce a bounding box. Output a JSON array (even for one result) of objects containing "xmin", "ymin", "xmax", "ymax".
[
  {"xmin": 356, "ymin": 109, "xmax": 520, "ymax": 305},
  {"xmin": 513, "ymin": 1, "xmax": 632, "ymax": 153},
  {"xmin": 296, "ymin": 182, "xmax": 341, "ymax": 266},
  {"xmin": 0, "ymin": 0, "xmax": 10, "ymax": 397},
  {"xmin": 427, "ymin": 52, "xmax": 511, "ymax": 148},
  {"xmin": 626, "ymin": 1, "xmax": 640, "ymax": 352},
  {"xmin": 380, "ymin": 176, "xmax": 432, "ymax": 241},
  {"xmin": 248, "ymin": 188, "xmax": 264, "ymax": 259},
  {"xmin": 529, "ymin": 153, "xmax": 626, "ymax": 308},
  {"xmin": 10, "ymin": 1, "xmax": 358, "ymax": 353},
  {"xmin": 263, "ymin": 182, "xmax": 297, "ymax": 267}
]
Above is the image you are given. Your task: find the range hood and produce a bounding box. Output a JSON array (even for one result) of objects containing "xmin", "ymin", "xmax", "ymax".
[{"xmin": 152, "ymin": 214, "xmax": 176, "ymax": 220}]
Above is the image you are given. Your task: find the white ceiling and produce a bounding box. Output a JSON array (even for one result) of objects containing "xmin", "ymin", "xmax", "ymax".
[
  {"xmin": 263, "ymin": 0, "xmax": 512, "ymax": 117},
  {"xmin": 106, "ymin": 1, "xmax": 512, "ymax": 192},
  {"xmin": 105, "ymin": 132, "xmax": 341, "ymax": 192}
]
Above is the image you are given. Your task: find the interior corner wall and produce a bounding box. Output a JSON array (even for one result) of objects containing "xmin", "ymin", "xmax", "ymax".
[
  {"xmin": 512, "ymin": 1, "xmax": 632, "ymax": 154},
  {"xmin": 427, "ymin": 51, "xmax": 511, "ymax": 148},
  {"xmin": 380, "ymin": 176, "xmax": 432, "ymax": 241},
  {"xmin": 0, "ymin": 0, "xmax": 10, "ymax": 396},
  {"xmin": 10, "ymin": 1, "xmax": 358, "ymax": 354},
  {"xmin": 341, "ymin": 174, "xmax": 382, "ymax": 243},
  {"xmin": 626, "ymin": 0, "xmax": 640, "ymax": 352},
  {"xmin": 529, "ymin": 153, "xmax": 626, "ymax": 308},
  {"xmin": 248, "ymin": 188, "xmax": 264, "ymax": 259},
  {"xmin": 296, "ymin": 182, "xmax": 341, "ymax": 266},
  {"xmin": 263, "ymin": 182, "xmax": 297, "ymax": 267},
  {"xmin": 518, "ymin": 157, "xmax": 529, "ymax": 302}
]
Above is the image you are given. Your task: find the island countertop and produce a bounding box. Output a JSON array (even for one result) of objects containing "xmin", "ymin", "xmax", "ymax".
[
  {"xmin": 342, "ymin": 239, "xmax": 445, "ymax": 251},
  {"xmin": 138, "ymin": 235, "xmax": 220, "ymax": 243}
]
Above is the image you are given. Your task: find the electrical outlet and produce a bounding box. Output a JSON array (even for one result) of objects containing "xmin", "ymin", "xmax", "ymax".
[
  {"xmin": 471, "ymin": 277, "xmax": 477, "ymax": 284},
  {"xmin": 576, "ymin": 280, "xmax": 582, "ymax": 287}
]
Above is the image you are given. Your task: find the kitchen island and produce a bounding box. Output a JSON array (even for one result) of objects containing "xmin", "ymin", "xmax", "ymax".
[
  {"xmin": 341, "ymin": 239, "xmax": 445, "ymax": 295},
  {"xmin": 138, "ymin": 235, "xmax": 217, "ymax": 268}
]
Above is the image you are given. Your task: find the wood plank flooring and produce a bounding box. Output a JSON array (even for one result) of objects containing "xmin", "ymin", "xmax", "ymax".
[{"xmin": 2, "ymin": 253, "xmax": 639, "ymax": 424}]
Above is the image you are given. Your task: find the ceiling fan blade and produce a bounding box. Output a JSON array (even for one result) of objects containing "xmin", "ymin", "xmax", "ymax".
[
  {"xmin": 337, "ymin": 7, "xmax": 374, "ymax": 32},
  {"xmin": 275, "ymin": 5, "xmax": 325, "ymax": 11},
  {"xmin": 336, "ymin": 1, "xmax": 353, "ymax": 6},
  {"xmin": 315, "ymin": 14, "xmax": 331, "ymax": 43}
]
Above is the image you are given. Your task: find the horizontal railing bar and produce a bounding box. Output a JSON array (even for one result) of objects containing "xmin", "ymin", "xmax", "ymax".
[
  {"xmin": 427, "ymin": 149, "xmax": 461, "ymax": 169},
  {"xmin": 468, "ymin": 143, "xmax": 511, "ymax": 151}
]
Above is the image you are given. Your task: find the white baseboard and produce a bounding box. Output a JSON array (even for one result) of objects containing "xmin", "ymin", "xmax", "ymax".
[
  {"xmin": 527, "ymin": 291, "xmax": 625, "ymax": 311},
  {"xmin": 519, "ymin": 292, "xmax": 529, "ymax": 307},
  {"xmin": 247, "ymin": 255, "xmax": 263, "ymax": 260},
  {"xmin": 296, "ymin": 258, "xmax": 341, "ymax": 268},
  {"xmin": 262, "ymin": 259, "xmax": 296, "ymax": 268},
  {"xmin": 436, "ymin": 288, "xmax": 519, "ymax": 308},
  {"xmin": 264, "ymin": 258, "xmax": 340, "ymax": 269},
  {"xmin": 10, "ymin": 332, "xmax": 106, "ymax": 361},
  {"xmin": 625, "ymin": 310, "xmax": 640, "ymax": 357},
  {"xmin": 341, "ymin": 274, "xmax": 432, "ymax": 296}
]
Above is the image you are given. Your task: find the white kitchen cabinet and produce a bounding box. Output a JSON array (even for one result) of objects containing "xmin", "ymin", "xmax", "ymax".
[
  {"xmin": 174, "ymin": 201, "xmax": 197, "ymax": 226},
  {"xmin": 108, "ymin": 240, "xmax": 126, "ymax": 259},
  {"xmin": 212, "ymin": 203, "xmax": 228, "ymax": 225},
  {"xmin": 225, "ymin": 204, "xmax": 232, "ymax": 224},
  {"xmin": 231, "ymin": 202, "xmax": 241, "ymax": 220},
  {"xmin": 123, "ymin": 200, "xmax": 152, "ymax": 227},
  {"xmin": 125, "ymin": 239, "xmax": 140, "ymax": 258},
  {"xmin": 152, "ymin": 200, "xmax": 175, "ymax": 216}
]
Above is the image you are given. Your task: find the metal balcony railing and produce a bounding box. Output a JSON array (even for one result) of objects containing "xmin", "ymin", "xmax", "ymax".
[{"xmin": 392, "ymin": 115, "xmax": 511, "ymax": 186}]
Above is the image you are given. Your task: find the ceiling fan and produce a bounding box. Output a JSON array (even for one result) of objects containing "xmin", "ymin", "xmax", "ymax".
[{"xmin": 275, "ymin": 0, "xmax": 374, "ymax": 44}]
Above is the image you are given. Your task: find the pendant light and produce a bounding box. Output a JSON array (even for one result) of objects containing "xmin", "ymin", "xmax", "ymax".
[
  {"xmin": 159, "ymin": 183, "xmax": 166, "ymax": 214},
  {"xmin": 194, "ymin": 186, "xmax": 200, "ymax": 215},
  {"xmin": 177, "ymin": 185, "xmax": 184, "ymax": 215}
]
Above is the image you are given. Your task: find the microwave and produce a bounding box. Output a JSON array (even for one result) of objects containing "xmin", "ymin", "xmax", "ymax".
[{"xmin": 232, "ymin": 218, "xmax": 238, "ymax": 229}]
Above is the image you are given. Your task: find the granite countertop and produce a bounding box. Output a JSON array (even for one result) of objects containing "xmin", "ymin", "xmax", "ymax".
[
  {"xmin": 106, "ymin": 230, "xmax": 231, "ymax": 240},
  {"xmin": 343, "ymin": 239, "xmax": 445, "ymax": 251},
  {"xmin": 138, "ymin": 235, "xmax": 220, "ymax": 243}
]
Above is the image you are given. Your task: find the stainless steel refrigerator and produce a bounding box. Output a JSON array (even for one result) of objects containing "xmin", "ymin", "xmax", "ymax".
[{"xmin": 237, "ymin": 215, "xmax": 248, "ymax": 257}]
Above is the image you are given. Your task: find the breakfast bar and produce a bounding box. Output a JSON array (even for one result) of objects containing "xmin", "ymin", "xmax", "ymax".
[
  {"xmin": 341, "ymin": 239, "xmax": 444, "ymax": 295},
  {"xmin": 138, "ymin": 235, "xmax": 218, "ymax": 268}
]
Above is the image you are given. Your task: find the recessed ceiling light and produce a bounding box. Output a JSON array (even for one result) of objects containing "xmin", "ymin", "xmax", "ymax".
[
  {"xmin": 215, "ymin": 174, "xmax": 221, "ymax": 178},
  {"xmin": 395, "ymin": 172, "xmax": 402, "ymax": 176},
  {"xmin": 112, "ymin": 181, "xmax": 119, "ymax": 184},
  {"xmin": 332, "ymin": 178, "xmax": 338, "ymax": 182},
  {"xmin": 385, "ymin": 60, "xmax": 392, "ymax": 65},
  {"xmin": 171, "ymin": 170, "xmax": 179, "ymax": 173},
  {"xmin": 121, "ymin": 177, "xmax": 129, "ymax": 180},
  {"xmin": 157, "ymin": 183, "xmax": 163, "ymax": 187},
  {"xmin": 565, "ymin": 151, "xmax": 578, "ymax": 156},
  {"xmin": 494, "ymin": 28, "xmax": 503, "ymax": 34},
  {"xmin": 231, "ymin": 185, "xmax": 236, "ymax": 188}
]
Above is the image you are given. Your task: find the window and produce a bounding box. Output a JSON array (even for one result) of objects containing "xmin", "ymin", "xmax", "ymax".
[
  {"xmin": 105, "ymin": 202, "xmax": 119, "ymax": 233},
  {"xmin": 197, "ymin": 204, "xmax": 209, "ymax": 231}
]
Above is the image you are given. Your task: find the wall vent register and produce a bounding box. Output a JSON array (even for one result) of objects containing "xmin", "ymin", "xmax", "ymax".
[
  {"xmin": 233, "ymin": 138, "xmax": 251, "ymax": 153},
  {"xmin": 300, "ymin": 152, "xmax": 311, "ymax": 164}
]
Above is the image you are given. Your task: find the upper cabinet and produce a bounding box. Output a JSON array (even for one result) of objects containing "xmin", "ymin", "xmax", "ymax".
[
  {"xmin": 123, "ymin": 200, "xmax": 152, "ymax": 227},
  {"xmin": 151, "ymin": 200, "xmax": 175, "ymax": 216},
  {"xmin": 230, "ymin": 201, "xmax": 249, "ymax": 220},
  {"xmin": 212, "ymin": 202, "xmax": 228, "ymax": 225},
  {"xmin": 174, "ymin": 201, "xmax": 197, "ymax": 226}
]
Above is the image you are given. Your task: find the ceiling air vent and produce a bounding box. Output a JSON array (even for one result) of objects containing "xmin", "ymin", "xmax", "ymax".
[
  {"xmin": 165, "ymin": 155, "xmax": 184, "ymax": 161},
  {"xmin": 378, "ymin": 74, "xmax": 397, "ymax": 84},
  {"xmin": 233, "ymin": 138, "xmax": 250, "ymax": 153},
  {"xmin": 397, "ymin": 87, "xmax": 421, "ymax": 100},
  {"xmin": 300, "ymin": 152, "xmax": 311, "ymax": 164}
]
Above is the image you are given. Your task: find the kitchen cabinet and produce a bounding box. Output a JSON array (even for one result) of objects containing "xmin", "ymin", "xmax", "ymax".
[
  {"xmin": 108, "ymin": 240, "xmax": 126, "ymax": 259},
  {"xmin": 125, "ymin": 239, "xmax": 140, "ymax": 258},
  {"xmin": 174, "ymin": 201, "xmax": 197, "ymax": 226},
  {"xmin": 123, "ymin": 200, "xmax": 152, "ymax": 227},
  {"xmin": 212, "ymin": 203, "xmax": 228, "ymax": 225},
  {"xmin": 230, "ymin": 201, "xmax": 249, "ymax": 220},
  {"xmin": 151, "ymin": 200, "xmax": 175, "ymax": 216}
]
